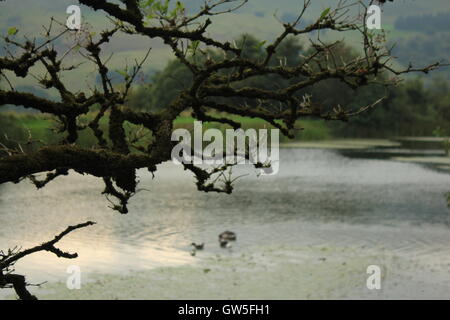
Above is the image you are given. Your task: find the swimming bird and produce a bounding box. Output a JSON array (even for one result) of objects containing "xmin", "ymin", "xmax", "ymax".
[
  {"xmin": 219, "ymin": 231, "xmax": 236, "ymax": 242},
  {"xmin": 191, "ymin": 242, "xmax": 204, "ymax": 250},
  {"xmin": 219, "ymin": 231, "xmax": 236, "ymax": 249}
]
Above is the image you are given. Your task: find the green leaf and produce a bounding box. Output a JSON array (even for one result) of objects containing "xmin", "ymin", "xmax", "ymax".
[
  {"xmin": 116, "ymin": 69, "xmax": 128, "ymax": 78},
  {"xmin": 140, "ymin": 0, "xmax": 155, "ymax": 8},
  {"xmin": 319, "ymin": 8, "xmax": 330, "ymax": 20},
  {"xmin": 256, "ymin": 40, "xmax": 267, "ymax": 49},
  {"xmin": 188, "ymin": 40, "xmax": 200, "ymax": 55},
  {"xmin": 176, "ymin": 1, "xmax": 184, "ymax": 12},
  {"xmin": 170, "ymin": 1, "xmax": 184, "ymax": 18},
  {"xmin": 8, "ymin": 27, "xmax": 18, "ymax": 36}
]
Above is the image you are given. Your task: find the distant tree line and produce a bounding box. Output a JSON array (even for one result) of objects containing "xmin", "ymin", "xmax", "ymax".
[
  {"xmin": 2, "ymin": 33, "xmax": 448, "ymax": 142},
  {"xmin": 333, "ymin": 77, "xmax": 450, "ymax": 137},
  {"xmin": 2, "ymin": 33, "xmax": 449, "ymax": 142},
  {"xmin": 125, "ymin": 34, "xmax": 450, "ymax": 138}
]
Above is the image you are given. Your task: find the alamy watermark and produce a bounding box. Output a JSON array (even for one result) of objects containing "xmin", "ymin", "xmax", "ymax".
[
  {"xmin": 66, "ymin": 5, "xmax": 81, "ymax": 30},
  {"xmin": 66, "ymin": 265, "xmax": 81, "ymax": 290},
  {"xmin": 367, "ymin": 5, "xmax": 382, "ymax": 30},
  {"xmin": 366, "ymin": 265, "xmax": 382, "ymax": 290},
  {"xmin": 63, "ymin": 3, "xmax": 382, "ymax": 32},
  {"xmin": 171, "ymin": 121, "xmax": 280, "ymax": 175}
]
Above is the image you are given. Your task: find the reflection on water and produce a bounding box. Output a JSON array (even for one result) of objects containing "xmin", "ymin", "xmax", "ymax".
[{"xmin": 0, "ymin": 148, "xmax": 449, "ymax": 294}]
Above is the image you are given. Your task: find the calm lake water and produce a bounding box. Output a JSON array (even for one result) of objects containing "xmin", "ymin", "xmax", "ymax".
[{"xmin": 1, "ymin": 147, "xmax": 450, "ymax": 298}]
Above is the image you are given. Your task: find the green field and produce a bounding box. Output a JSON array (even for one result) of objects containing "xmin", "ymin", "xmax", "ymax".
[{"xmin": 0, "ymin": 112, "xmax": 332, "ymax": 150}]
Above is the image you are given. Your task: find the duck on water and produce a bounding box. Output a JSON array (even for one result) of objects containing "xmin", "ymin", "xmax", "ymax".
[{"xmin": 219, "ymin": 231, "xmax": 236, "ymax": 248}]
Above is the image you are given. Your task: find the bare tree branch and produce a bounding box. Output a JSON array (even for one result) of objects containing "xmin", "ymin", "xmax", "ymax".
[{"xmin": 0, "ymin": 221, "xmax": 96, "ymax": 300}]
